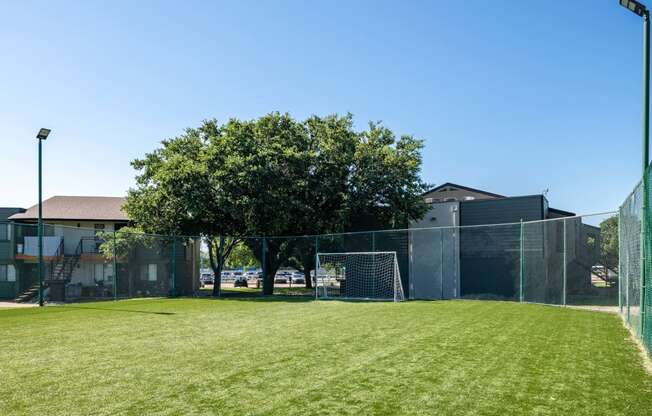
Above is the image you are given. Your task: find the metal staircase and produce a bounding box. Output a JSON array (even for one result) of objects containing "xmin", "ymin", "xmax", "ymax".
[
  {"xmin": 14, "ymin": 284, "xmax": 40, "ymax": 303},
  {"xmin": 47, "ymin": 239, "xmax": 81, "ymax": 282}
]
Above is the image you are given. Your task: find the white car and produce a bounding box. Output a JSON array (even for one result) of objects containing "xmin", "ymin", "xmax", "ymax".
[
  {"xmin": 292, "ymin": 274, "xmax": 305, "ymax": 284},
  {"xmin": 245, "ymin": 271, "xmax": 261, "ymax": 279}
]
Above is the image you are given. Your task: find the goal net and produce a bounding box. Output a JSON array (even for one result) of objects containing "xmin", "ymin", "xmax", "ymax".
[{"xmin": 315, "ymin": 252, "xmax": 405, "ymax": 301}]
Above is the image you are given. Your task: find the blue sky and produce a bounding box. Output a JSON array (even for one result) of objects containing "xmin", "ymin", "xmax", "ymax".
[{"xmin": 0, "ymin": 0, "xmax": 646, "ymax": 215}]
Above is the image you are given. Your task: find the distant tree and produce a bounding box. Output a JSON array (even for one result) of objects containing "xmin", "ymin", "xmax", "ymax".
[
  {"xmin": 97, "ymin": 226, "xmax": 150, "ymax": 260},
  {"xmin": 97, "ymin": 226, "xmax": 152, "ymax": 293},
  {"xmin": 199, "ymin": 249, "xmax": 210, "ymax": 270},
  {"xmin": 600, "ymin": 215, "xmax": 619, "ymax": 275},
  {"xmin": 225, "ymin": 242, "xmax": 259, "ymax": 269}
]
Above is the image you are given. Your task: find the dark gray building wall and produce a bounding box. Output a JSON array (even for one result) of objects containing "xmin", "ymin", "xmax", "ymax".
[
  {"xmin": 459, "ymin": 196, "xmax": 545, "ymax": 298},
  {"xmin": 459, "ymin": 195, "xmax": 545, "ymax": 226},
  {"xmin": 409, "ymin": 202, "xmax": 460, "ymax": 299}
]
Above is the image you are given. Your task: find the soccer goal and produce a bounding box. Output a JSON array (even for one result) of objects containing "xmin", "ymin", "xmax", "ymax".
[{"xmin": 315, "ymin": 252, "xmax": 405, "ymax": 301}]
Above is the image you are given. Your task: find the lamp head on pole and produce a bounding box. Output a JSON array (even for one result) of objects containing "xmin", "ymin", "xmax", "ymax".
[
  {"xmin": 36, "ymin": 128, "xmax": 50, "ymax": 140},
  {"xmin": 620, "ymin": 0, "xmax": 648, "ymax": 17}
]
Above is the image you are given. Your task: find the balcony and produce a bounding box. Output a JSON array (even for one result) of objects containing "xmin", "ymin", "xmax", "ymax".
[
  {"xmin": 79, "ymin": 237, "xmax": 107, "ymax": 260},
  {"xmin": 17, "ymin": 236, "xmax": 63, "ymax": 259}
]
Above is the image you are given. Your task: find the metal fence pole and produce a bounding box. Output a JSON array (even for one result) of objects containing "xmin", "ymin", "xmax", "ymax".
[
  {"xmin": 562, "ymin": 219, "xmax": 567, "ymax": 307},
  {"xmin": 315, "ymin": 236, "xmax": 319, "ymax": 300},
  {"xmin": 372, "ymin": 231, "xmax": 376, "ymax": 297},
  {"xmin": 171, "ymin": 235, "xmax": 177, "ymax": 297},
  {"xmin": 262, "ymin": 237, "xmax": 267, "ymax": 293},
  {"xmin": 641, "ymin": 172, "xmax": 648, "ymax": 338},
  {"xmin": 113, "ymin": 230, "xmax": 117, "ymax": 301},
  {"xmin": 519, "ymin": 219, "xmax": 524, "ymax": 303},
  {"xmin": 618, "ymin": 210, "xmax": 622, "ymax": 314}
]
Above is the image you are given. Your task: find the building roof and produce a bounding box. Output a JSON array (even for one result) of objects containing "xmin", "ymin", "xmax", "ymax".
[
  {"xmin": 0, "ymin": 207, "xmax": 26, "ymax": 221},
  {"xmin": 548, "ymin": 207, "xmax": 576, "ymax": 217},
  {"xmin": 423, "ymin": 182, "xmax": 505, "ymax": 199},
  {"xmin": 9, "ymin": 196, "xmax": 128, "ymax": 222}
]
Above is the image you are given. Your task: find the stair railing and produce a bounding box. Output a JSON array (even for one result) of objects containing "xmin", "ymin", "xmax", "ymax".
[{"xmin": 48, "ymin": 238, "xmax": 65, "ymax": 280}]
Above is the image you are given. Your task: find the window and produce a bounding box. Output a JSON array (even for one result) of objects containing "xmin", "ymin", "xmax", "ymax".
[
  {"xmin": 94, "ymin": 224, "xmax": 106, "ymax": 230},
  {"xmin": 0, "ymin": 265, "xmax": 12, "ymax": 281},
  {"xmin": 425, "ymin": 198, "xmax": 433, "ymax": 203},
  {"xmin": 141, "ymin": 264, "xmax": 157, "ymax": 281},
  {"xmin": 0, "ymin": 224, "xmax": 8, "ymax": 241},
  {"xmin": 94, "ymin": 263, "xmax": 105, "ymax": 282},
  {"xmin": 148, "ymin": 264, "xmax": 157, "ymax": 281}
]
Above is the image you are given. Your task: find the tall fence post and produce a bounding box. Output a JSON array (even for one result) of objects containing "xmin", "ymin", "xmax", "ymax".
[
  {"xmin": 618, "ymin": 209, "xmax": 622, "ymax": 314},
  {"xmin": 562, "ymin": 218, "xmax": 567, "ymax": 307},
  {"xmin": 641, "ymin": 172, "xmax": 648, "ymax": 338},
  {"xmin": 315, "ymin": 236, "xmax": 319, "ymax": 300},
  {"xmin": 372, "ymin": 231, "xmax": 376, "ymax": 297},
  {"xmin": 113, "ymin": 230, "xmax": 117, "ymax": 301},
  {"xmin": 519, "ymin": 219, "xmax": 524, "ymax": 303},
  {"xmin": 262, "ymin": 237, "xmax": 268, "ymax": 294},
  {"xmin": 171, "ymin": 235, "xmax": 176, "ymax": 297}
]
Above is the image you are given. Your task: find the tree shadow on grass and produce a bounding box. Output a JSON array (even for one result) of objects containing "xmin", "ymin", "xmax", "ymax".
[
  {"xmin": 190, "ymin": 292, "xmax": 315, "ymax": 303},
  {"xmin": 62, "ymin": 305, "xmax": 176, "ymax": 315},
  {"xmin": 189, "ymin": 292, "xmax": 398, "ymax": 304}
]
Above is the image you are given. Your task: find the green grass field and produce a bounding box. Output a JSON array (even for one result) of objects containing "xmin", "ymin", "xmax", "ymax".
[{"xmin": 1, "ymin": 298, "xmax": 651, "ymax": 415}]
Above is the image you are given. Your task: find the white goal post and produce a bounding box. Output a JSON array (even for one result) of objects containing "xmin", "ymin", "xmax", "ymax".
[{"xmin": 315, "ymin": 252, "xmax": 405, "ymax": 302}]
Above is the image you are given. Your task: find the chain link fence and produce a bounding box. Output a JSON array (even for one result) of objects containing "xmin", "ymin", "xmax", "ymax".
[
  {"xmin": 0, "ymin": 222, "xmax": 198, "ymax": 302},
  {"xmin": 0, "ymin": 210, "xmax": 623, "ymax": 318}
]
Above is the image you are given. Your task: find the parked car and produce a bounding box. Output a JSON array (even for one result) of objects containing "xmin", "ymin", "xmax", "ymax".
[
  {"xmin": 274, "ymin": 271, "xmax": 291, "ymax": 284},
  {"xmin": 234, "ymin": 275, "xmax": 248, "ymax": 287},
  {"xmin": 200, "ymin": 273, "xmax": 214, "ymax": 286},
  {"xmin": 292, "ymin": 273, "xmax": 305, "ymax": 284},
  {"xmin": 245, "ymin": 271, "xmax": 261, "ymax": 279},
  {"xmin": 221, "ymin": 271, "xmax": 234, "ymax": 281}
]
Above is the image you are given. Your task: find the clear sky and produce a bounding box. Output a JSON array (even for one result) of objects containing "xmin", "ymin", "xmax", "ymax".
[{"xmin": 0, "ymin": 0, "xmax": 646, "ymax": 216}]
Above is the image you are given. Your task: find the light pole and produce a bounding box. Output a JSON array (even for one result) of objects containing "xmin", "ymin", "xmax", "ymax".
[
  {"xmin": 36, "ymin": 128, "xmax": 50, "ymax": 307},
  {"xmin": 619, "ymin": 0, "xmax": 650, "ymax": 336},
  {"xmin": 621, "ymin": 0, "xmax": 650, "ymax": 169}
]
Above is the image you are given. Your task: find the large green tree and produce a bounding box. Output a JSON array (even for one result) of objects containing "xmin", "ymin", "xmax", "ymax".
[
  {"xmin": 126, "ymin": 112, "xmax": 429, "ymax": 295},
  {"xmin": 125, "ymin": 120, "xmax": 246, "ymax": 296}
]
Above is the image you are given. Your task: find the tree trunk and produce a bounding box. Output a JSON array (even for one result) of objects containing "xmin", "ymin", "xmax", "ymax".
[
  {"xmin": 303, "ymin": 263, "xmax": 312, "ymax": 289},
  {"xmin": 208, "ymin": 236, "xmax": 240, "ymax": 297},
  {"xmin": 262, "ymin": 254, "xmax": 279, "ymax": 296},
  {"xmin": 208, "ymin": 239, "xmax": 222, "ymax": 297}
]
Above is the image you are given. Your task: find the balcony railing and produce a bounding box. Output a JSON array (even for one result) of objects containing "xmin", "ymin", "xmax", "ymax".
[
  {"xmin": 19, "ymin": 236, "xmax": 63, "ymax": 257},
  {"xmin": 80, "ymin": 237, "xmax": 105, "ymax": 255}
]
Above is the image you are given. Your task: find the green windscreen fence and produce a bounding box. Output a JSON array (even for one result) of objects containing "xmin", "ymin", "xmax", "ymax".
[
  {"xmin": 620, "ymin": 180, "xmax": 643, "ymax": 337},
  {"xmin": 2, "ymin": 214, "xmax": 620, "ymax": 307},
  {"xmin": 620, "ymin": 166, "xmax": 652, "ymax": 359}
]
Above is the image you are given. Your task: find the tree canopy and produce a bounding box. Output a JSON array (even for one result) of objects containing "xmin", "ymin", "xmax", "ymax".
[{"xmin": 125, "ymin": 112, "xmax": 429, "ymax": 295}]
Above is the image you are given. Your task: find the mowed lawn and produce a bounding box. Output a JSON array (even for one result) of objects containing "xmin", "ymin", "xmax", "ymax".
[{"xmin": 1, "ymin": 299, "xmax": 651, "ymax": 415}]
